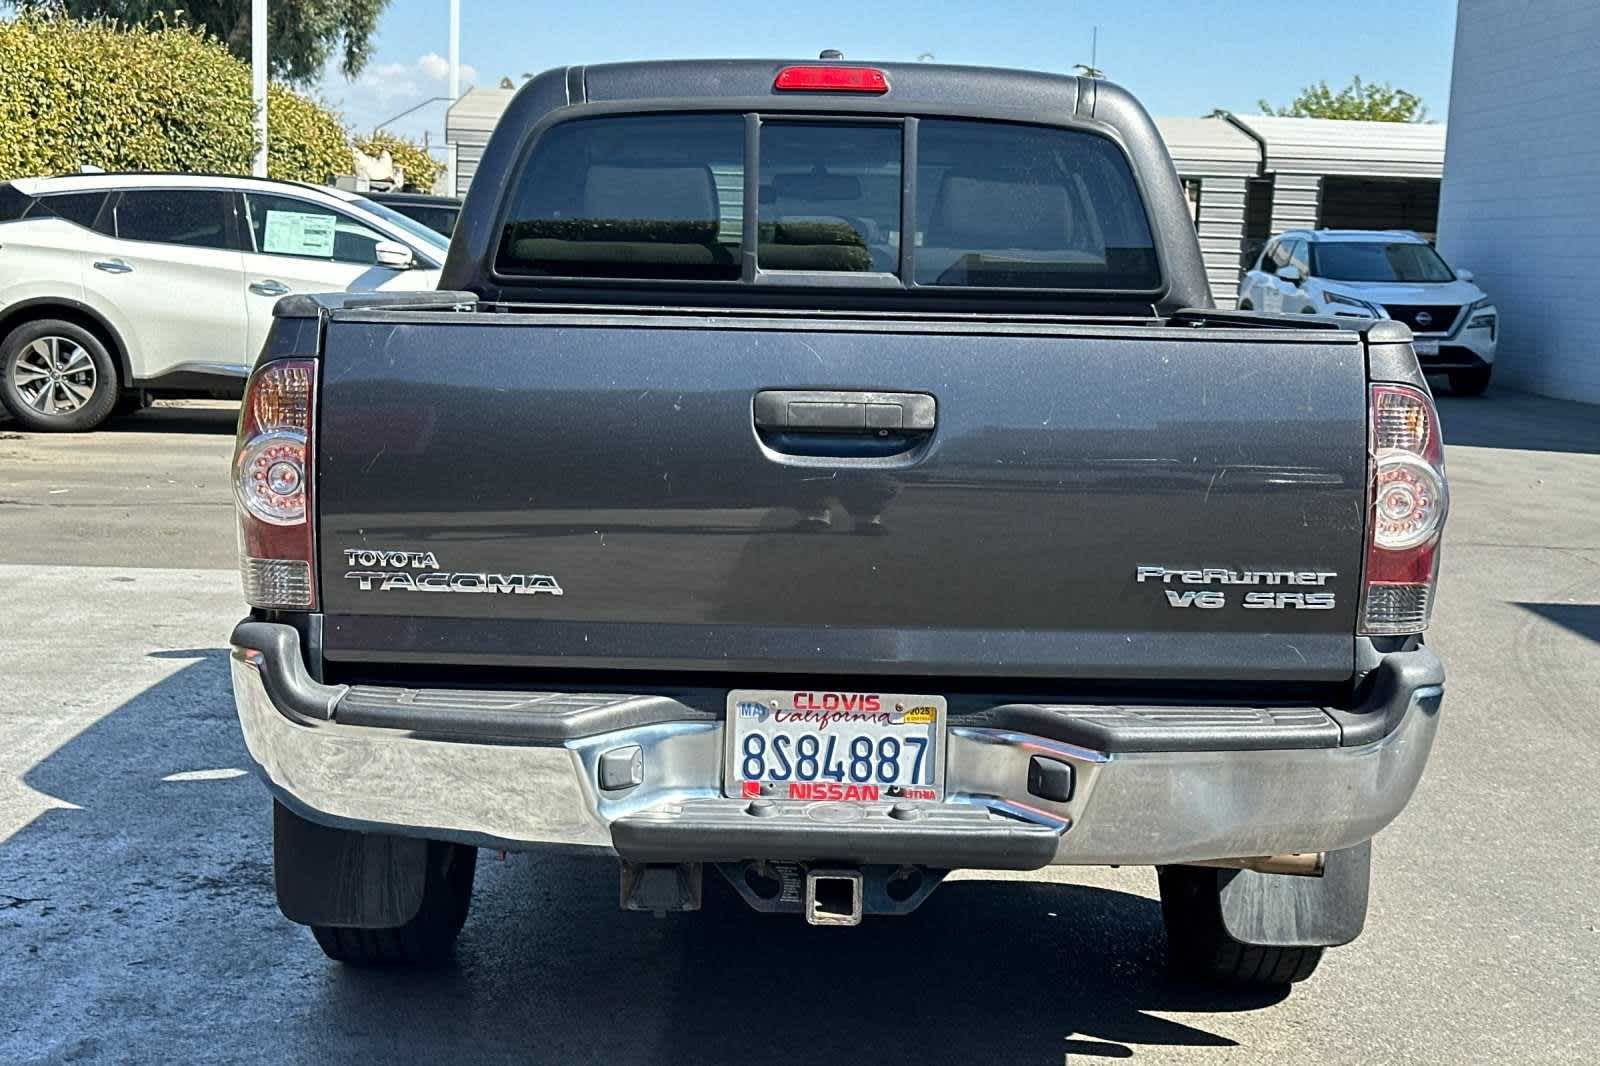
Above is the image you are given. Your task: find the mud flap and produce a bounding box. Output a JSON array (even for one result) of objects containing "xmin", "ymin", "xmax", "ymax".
[
  {"xmin": 272, "ymin": 800, "xmax": 428, "ymax": 928},
  {"xmin": 1216, "ymin": 840, "xmax": 1371, "ymax": 948}
]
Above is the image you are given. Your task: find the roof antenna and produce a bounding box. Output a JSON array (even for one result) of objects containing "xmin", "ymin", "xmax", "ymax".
[{"xmin": 819, "ymin": 49, "xmax": 844, "ymax": 59}]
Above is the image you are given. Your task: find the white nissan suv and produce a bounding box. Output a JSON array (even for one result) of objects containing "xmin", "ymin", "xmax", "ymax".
[
  {"xmin": 0, "ymin": 173, "xmax": 448, "ymax": 431},
  {"xmin": 1238, "ymin": 229, "xmax": 1498, "ymax": 395}
]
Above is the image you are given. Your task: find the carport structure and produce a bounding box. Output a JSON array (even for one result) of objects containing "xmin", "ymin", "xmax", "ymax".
[
  {"xmin": 446, "ymin": 87, "xmax": 517, "ymax": 198},
  {"xmin": 1155, "ymin": 114, "xmax": 1447, "ymax": 307}
]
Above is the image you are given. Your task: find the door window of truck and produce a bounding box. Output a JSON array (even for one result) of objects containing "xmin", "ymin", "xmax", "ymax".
[{"xmin": 495, "ymin": 113, "xmax": 1159, "ymax": 293}]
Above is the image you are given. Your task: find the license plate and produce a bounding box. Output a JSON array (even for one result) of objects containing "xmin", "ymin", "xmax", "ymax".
[
  {"xmin": 1414, "ymin": 338, "xmax": 1439, "ymax": 356},
  {"xmin": 725, "ymin": 689, "xmax": 946, "ymax": 801}
]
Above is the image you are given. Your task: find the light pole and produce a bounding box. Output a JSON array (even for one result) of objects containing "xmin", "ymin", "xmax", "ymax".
[
  {"xmin": 449, "ymin": 0, "xmax": 461, "ymax": 104},
  {"xmin": 252, "ymin": 0, "xmax": 268, "ymax": 177},
  {"xmin": 445, "ymin": 0, "xmax": 460, "ymax": 195}
]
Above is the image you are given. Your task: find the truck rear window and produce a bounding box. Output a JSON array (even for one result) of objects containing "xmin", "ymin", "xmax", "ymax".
[
  {"xmin": 495, "ymin": 113, "xmax": 1160, "ymax": 293},
  {"xmin": 914, "ymin": 120, "xmax": 1158, "ymax": 289},
  {"xmin": 758, "ymin": 122, "xmax": 901, "ymax": 273},
  {"xmin": 498, "ymin": 114, "xmax": 745, "ymax": 281}
]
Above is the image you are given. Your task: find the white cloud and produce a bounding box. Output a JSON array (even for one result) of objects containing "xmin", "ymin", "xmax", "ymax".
[
  {"xmin": 315, "ymin": 53, "xmax": 480, "ymax": 142},
  {"xmin": 418, "ymin": 52, "xmax": 449, "ymax": 80},
  {"xmin": 418, "ymin": 52, "xmax": 478, "ymax": 84}
]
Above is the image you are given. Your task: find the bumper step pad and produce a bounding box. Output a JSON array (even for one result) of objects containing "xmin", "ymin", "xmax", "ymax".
[{"xmin": 612, "ymin": 798, "xmax": 1063, "ymax": 870}]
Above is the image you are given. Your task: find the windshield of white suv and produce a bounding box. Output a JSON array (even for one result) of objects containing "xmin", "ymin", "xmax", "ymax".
[
  {"xmin": 351, "ymin": 196, "xmax": 451, "ymax": 254},
  {"xmin": 1312, "ymin": 241, "xmax": 1455, "ymax": 283}
]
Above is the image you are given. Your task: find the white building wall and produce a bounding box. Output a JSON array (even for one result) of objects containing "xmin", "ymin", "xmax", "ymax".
[{"xmin": 1437, "ymin": 0, "xmax": 1600, "ymax": 403}]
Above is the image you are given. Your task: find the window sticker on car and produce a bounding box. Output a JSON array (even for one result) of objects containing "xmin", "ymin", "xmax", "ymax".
[{"xmin": 262, "ymin": 210, "xmax": 336, "ymax": 257}]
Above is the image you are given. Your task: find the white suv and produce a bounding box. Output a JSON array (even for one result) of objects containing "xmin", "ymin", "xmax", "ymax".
[
  {"xmin": 0, "ymin": 173, "xmax": 448, "ymax": 431},
  {"xmin": 1238, "ymin": 229, "xmax": 1498, "ymax": 395}
]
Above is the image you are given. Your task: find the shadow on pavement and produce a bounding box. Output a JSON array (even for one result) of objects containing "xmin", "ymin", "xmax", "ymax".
[
  {"xmin": 99, "ymin": 404, "xmax": 240, "ymax": 436},
  {"xmin": 1434, "ymin": 390, "xmax": 1600, "ymax": 455},
  {"xmin": 1515, "ymin": 602, "xmax": 1600, "ymax": 645},
  {"xmin": 2, "ymin": 650, "xmax": 1285, "ymax": 1064},
  {"xmin": 0, "ymin": 403, "xmax": 238, "ymax": 436}
]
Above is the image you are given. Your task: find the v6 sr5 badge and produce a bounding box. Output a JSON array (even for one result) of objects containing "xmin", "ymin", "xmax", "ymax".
[{"xmin": 1138, "ymin": 565, "xmax": 1336, "ymax": 610}]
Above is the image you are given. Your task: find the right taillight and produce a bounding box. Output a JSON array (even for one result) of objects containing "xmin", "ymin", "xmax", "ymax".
[
  {"xmin": 234, "ymin": 359, "xmax": 317, "ymax": 609},
  {"xmin": 1361, "ymin": 383, "xmax": 1448, "ymax": 634}
]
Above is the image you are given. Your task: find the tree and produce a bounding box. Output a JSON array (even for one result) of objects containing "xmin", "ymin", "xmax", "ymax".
[
  {"xmin": 18, "ymin": 0, "xmax": 390, "ymax": 84},
  {"xmin": 1259, "ymin": 76, "xmax": 1428, "ymax": 123}
]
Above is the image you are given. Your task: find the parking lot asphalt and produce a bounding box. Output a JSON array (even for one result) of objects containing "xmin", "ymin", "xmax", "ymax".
[{"xmin": 2, "ymin": 391, "xmax": 1597, "ymax": 1065}]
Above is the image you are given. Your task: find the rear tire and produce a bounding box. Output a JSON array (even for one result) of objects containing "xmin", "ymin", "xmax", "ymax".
[
  {"xmin": 1238, "ymin": 301, "xmax": 1253, "ymax": 311},
  {"xmin": 310, "ymin": 840, "xmax": 477, "ymax": 968},
  {"xmin": 0, "ymin": 319, "xmax": 118, "ymax": 432},
  {"xmin": 1448, "ymin": 366, "xmax": 1492, "ymax": 396},
  {"xmin": 1157, "ymin": 865, "xmax": 1324, "ymax": 987}
]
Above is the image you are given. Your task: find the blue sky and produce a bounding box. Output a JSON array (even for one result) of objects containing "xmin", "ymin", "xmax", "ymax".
[{"xmin": 318, "ymin": 0, "xmax": 1459, "ymax": 155}]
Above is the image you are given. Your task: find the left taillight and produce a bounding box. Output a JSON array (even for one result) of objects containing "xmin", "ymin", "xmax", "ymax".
[
  {"xmin": 234, "ymin": 359, "xmax": 317, "ymax": 609},
  {"xmin": 1360, "ymin": 383, "xmax": 1448, "ymax": 635}
]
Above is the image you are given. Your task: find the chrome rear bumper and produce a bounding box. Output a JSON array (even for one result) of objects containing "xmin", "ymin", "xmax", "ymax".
[{"xmin": 232, "ymin": 626, "xmax": 1442, "ymax": 869}]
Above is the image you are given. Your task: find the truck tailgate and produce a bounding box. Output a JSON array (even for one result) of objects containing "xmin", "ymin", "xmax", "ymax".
[{"xmin": 315, "ymin": 312, "xmax": 1368, "ymax": 682}]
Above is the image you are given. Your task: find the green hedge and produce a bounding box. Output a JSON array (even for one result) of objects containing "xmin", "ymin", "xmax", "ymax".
[
  {"xmin": 266, "ymin": 84, "xmax": 351, "ymax": 185},
  {"xmin": 0, "ymin": 16, "xmax": 255, "ymax": 179},
  {"xmin": 0, "ymin": 16, "xmax": 442, "ymax": 189}
]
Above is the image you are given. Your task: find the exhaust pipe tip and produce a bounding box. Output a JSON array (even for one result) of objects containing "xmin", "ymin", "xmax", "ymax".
[
  {"xmin": 805, "ymin": 868, "xmax": 864, "ymax": 926},
  {"xmin": 1187, "ymin": 852, "xmax": 1326, "ymax": 877}
]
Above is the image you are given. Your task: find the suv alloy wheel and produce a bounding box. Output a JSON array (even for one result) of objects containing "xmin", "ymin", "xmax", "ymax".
[{"xmin": 0, "ymin": 319, "xmax": 119, "ymax": 432}]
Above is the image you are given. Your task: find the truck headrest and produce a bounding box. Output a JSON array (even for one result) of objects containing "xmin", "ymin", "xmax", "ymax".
[
  {"xmin": 583, "ymin": 164, "xmax": 718, "ymax": 221},
  {"xmin": 930, "ymin": 173, "xmax": 1074, "ymax": 249}
]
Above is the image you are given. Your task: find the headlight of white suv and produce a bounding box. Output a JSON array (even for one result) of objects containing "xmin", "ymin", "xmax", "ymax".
[
  {"xmin": 1465, "ymin": 298, "xmax": 1497, "ymax": 337},
  {"xmin": 1322, "ymin": 291, "xmax": 1381, "ymax": 316}
]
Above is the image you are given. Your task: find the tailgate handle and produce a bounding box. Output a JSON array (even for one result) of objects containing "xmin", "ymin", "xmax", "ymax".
[{"xmin": 753, "ymin": 390, "xmax": 936, "ymax": 433}]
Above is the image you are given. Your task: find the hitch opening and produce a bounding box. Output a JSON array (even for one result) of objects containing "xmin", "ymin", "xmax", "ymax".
[{"xmin": 805, "ymin": 869, "xmax": 863, "ymax": 926}]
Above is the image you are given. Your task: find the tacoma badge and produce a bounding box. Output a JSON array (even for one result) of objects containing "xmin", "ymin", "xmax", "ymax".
[{"xmin": 343, "ymin": 548, "xmax": 563, "ymax": 596}]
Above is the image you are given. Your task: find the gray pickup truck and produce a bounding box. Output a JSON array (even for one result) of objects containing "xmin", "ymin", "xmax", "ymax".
[{"xmin": 228, "ymin": 59, "xmax": 1447, "ymax": 988}]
